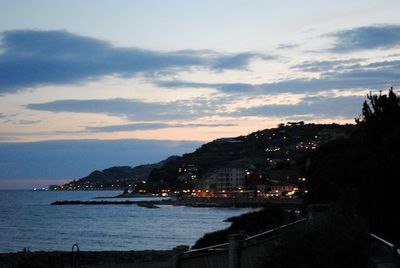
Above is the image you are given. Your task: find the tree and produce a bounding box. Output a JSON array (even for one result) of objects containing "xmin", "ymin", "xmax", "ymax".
[
  {"xmin": 356, "ymin": 87, "xmax": 400, "ymax": 137},
  {"xmin": 306, "ymin": 87, "xmax": 400, "ymax": 244}
]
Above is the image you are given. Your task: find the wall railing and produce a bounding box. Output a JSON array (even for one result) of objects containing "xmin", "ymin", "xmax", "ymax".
[
  {"xmin": 369, "ymin": 233, "xmax": 400, "ymax": 266},
  {"xmin": 174, "ymin": 218, "xmax": 307, "ymax": 268}
]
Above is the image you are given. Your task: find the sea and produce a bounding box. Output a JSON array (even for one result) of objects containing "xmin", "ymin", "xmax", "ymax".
[{"xmin": 0, "ymin": 190, "xmax": 253, "ymax": 253}]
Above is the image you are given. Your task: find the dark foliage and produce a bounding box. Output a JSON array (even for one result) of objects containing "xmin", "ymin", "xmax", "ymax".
[
  {"xmin": 306, "ymin": 88, "xmax": 400, "ymax": 244},
  {"xmin": 192, "ymin": 206, "xmax": 286, "ymax": 249},
  {"xmin": 262, "ymin": 210, "xmax": 370, "ymax": 268}
]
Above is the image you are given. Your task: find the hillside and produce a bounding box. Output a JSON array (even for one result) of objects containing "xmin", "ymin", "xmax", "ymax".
[
  {"xmin": 52, "ymin": 156, "xmax": 179, "ymax": 190},
  {"xmin": 146, "ymin": 123, "xmax": 355, "ymax": 191},
  {"xmin": 53, "ymin": 123, "xmax": 355, "ymax": 192}
]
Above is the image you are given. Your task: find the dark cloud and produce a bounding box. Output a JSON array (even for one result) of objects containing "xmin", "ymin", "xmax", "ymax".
[
  {"xmin": 17, "ymin": 120, "xmax": 41, "ymax": 125},
  {"xmin": 210, "ymin": 53, "xmax": 274, "ymax": 71},
  {"xmin": 155, "ymin": 80, "xmax": 258, "ymax": 92},
  {"xmin": 157, "ymin": 58, "xmax": 400, "ymax": 93},
  {"xmin": 26, "ymin": 98, "xmax": 219, "ymax": 121},
  {"xmin": 329, "ymin": 25, "xmax": 400, "ymax": 53},
  {"xmin": 86, "ymin": 122, "xmax": 237, "ymax": 132},
  {"xmin": 261, "ymin": 67, "xmax": 398, "ymax": 92},
  {"xmin": 25, "ymin": 93, "xmax": 368, "ymax": 123},
  {"xmin": 24, "ymin": 55, "xmax": 400, "ymax": 121},
  {"xmin": 0, "ymin": 122, "xmax": 237, "ymax": 139},
  {"xmin": 155, "ymin": 76, "xmax": 374, "ymax": 94},
  {"xmin": 0, "ymin": 30, "xmax": 269, "ymax": 93},
  {"xmin": 291, "ymin": 59, "xmax": 363, "ymax": 73},
  {"xmin": 364, "ymin": 60, "xmax": 400, "ymax": 69},
  {"xmin": 233, "ymin": 95, "xmax": 365, "ymax": 119},
  {"xmin": 277, "ymin": 43, "xmax": 299, "ymax": 50}
]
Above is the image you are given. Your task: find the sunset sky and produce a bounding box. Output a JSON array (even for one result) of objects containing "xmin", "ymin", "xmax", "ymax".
[{"xmin": 1, "ymin": 0, "xmax": 400, "ymax": 188}]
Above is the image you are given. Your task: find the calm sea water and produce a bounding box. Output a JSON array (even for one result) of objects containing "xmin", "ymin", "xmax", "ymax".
[{"xmin": 0, "ymin": 190, "xmax": 252, "ymax": 253}]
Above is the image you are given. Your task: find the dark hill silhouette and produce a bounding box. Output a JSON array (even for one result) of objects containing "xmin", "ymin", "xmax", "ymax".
[{"xmin": 60, "ymin": 156, "xmax": 179, "ymax": 189}]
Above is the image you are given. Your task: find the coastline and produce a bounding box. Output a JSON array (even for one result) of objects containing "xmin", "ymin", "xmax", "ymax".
[{"xmin": 0, "ymin": 203, "xmax": 302, "ymax": 267}]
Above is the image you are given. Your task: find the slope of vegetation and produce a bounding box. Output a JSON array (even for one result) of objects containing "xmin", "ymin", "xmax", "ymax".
[{"xmin": 192, "ymin": 206, "xmax": 287, "ymax": 249}]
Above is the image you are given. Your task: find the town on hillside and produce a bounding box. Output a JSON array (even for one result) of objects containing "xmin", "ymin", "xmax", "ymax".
[{"xmin": 49, "ymin": 122, "xmax": 354, "ymax": 199}]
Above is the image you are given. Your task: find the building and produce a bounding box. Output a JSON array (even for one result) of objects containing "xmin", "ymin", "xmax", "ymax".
[
  {"xmin": 177, "ymin": 164, "xmax": 198, "ymax": 183},
  {"xmin": 201, "ymin": 167, "xmax": 246, "ymax": 192},
  {"xmin": 245, "ymin": 168, "xmax": 267, "ymax": 189},
  {"xmin": 317, "ymin": 128, "xmax": 349, "ymax": 143},
  {"xmin": 266, "ymin": 182, "xmax": 298, "ymax": 197},
  {"xmin": 287, "ymin": 121, "xmax": 305, "ymax": 126},
  {"xmin": 214, "ymin": 137, "xmax": 244, "ymax": 144}
]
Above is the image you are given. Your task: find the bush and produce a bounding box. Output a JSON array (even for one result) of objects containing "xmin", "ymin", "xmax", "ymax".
[{"xmin": 192, "ymin": 206, "xmax": 286, "ymax": 249}]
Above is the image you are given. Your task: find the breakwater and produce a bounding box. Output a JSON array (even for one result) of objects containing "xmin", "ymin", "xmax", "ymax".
[
  {"xmin": 51, "ymin": 200, "xmax": 160, "ymax": 208},
  {"xmin": 51, "ymin": 197, "xmax": 303, "ymax": 208}
]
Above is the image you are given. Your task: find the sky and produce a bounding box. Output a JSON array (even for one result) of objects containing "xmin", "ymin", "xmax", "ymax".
[{"xmin": 1, "ymin": 0, "xmax": 400, "ymax": 188}]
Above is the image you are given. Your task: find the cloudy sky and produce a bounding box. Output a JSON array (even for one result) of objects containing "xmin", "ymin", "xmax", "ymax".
[{"xmin": 1, "ymin": 0, "xmax": 400, "ymax": 188}]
